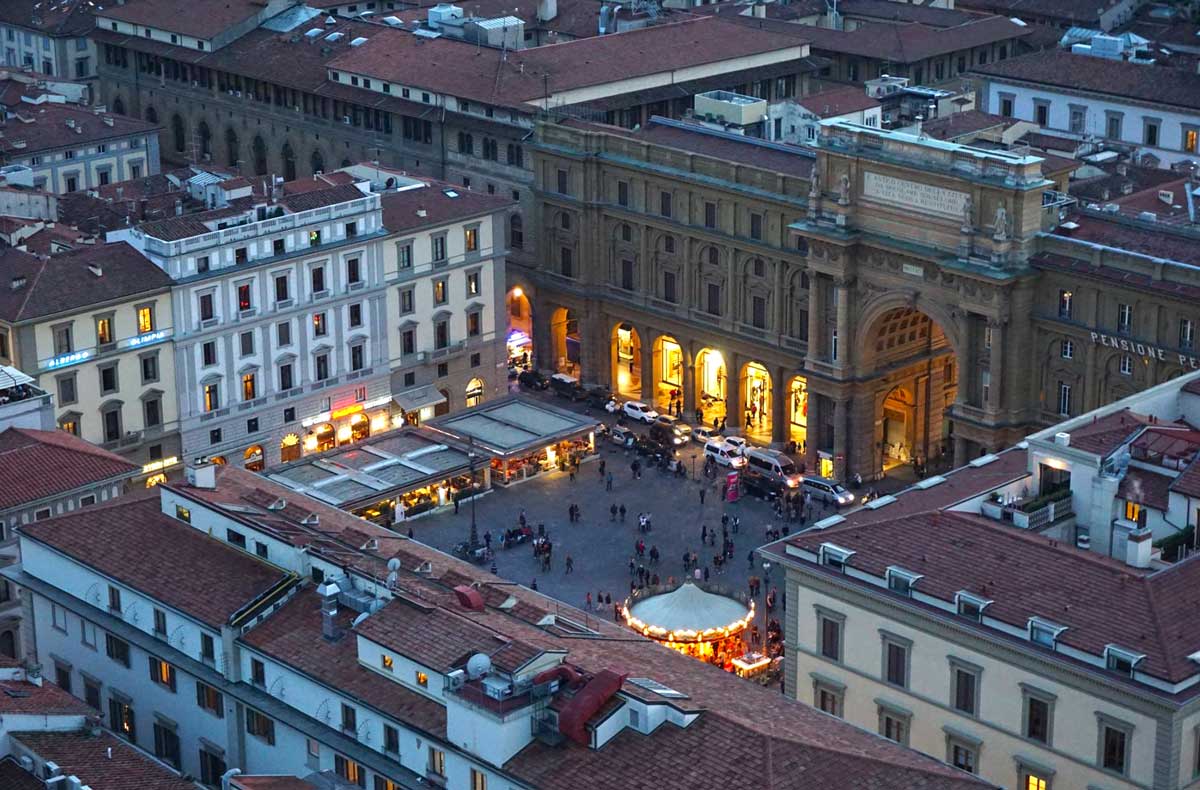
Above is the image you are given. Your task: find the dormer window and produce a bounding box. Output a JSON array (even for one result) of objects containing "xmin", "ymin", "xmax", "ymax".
[
  {"xmin": 885, "ymin": 567, "xmax": 921, "ymax": 598},
  {"xmin": 955, "ymin": 592, "xmax": 991, "ymax": 622},
  {"xmin": 1028, "ymin": 617, "xmax": 1066, "ymax": 649},
  {"xmin": 1104, "ymin": 645, "xmax": 1143, "ymax": 677},
  {"xmin": 818, "ymin": 543, "xmax": 854, "ymax": 573}
]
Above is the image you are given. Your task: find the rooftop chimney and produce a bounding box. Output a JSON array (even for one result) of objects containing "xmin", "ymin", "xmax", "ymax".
[
  {"xmin": 186, "ymin": 464, "xmax": 217, "ymax": 489},
  {"xmin": 318, "ymin": 581, "xmax": 341, "ymax": 640},
  {"xmin": 1126, "ymin": 527, "xmax": 1152, "ymax": 569}
]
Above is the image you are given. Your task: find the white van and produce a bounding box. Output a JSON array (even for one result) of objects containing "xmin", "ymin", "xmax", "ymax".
[
  {"xmin": 801, "ymin": 475, "xmax": 855, "ymax": 506},
  {"xmin": 704, "ymin": 439, "xmax": 747, "ymax": 468},
  {"xmin": 743, "ymin": 447, "xmax": 801, "ymax": 488}
]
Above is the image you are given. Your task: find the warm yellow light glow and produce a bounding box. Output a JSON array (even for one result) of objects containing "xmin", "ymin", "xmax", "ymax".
[
  {"xmin": 371, "ymin": 414, "xmax": 389, "ymax": 433},
  {"xmin": 336, "ymin": 425, "xmax": 353, "ymax": 443},
  {"xmin": 304, "ymin": 435, "xmax": 319, "ymax": 451},
  {"xmin": 545, "ymin": 445, "xmax": 557, "ymax": 465},
  {"xmin": 511, "ymin": 286, "xmax": 523, "ymax": 299},
  {"xmin": 1041, "ymin": 456, "xmax": 1069, "ymax": 471},
  {"xmin": 622, "ymin": 599, "xmax": 754, "ymax": 644}
]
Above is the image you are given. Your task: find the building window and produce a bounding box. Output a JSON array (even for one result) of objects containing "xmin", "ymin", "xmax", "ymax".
[
  {"xmin": 1144, "ymin": 119, "xmax": 1160, "ymax": 147},
  {"xmin": 1119, "ymin": 355, "xmax": 1133, "ymax": 376},
  {"xmin": 471, "ymin": 769, "xmax": 487, "ymax": 790},
  {"xmin": 141, "ymin": 353, "xmax": 159, "ymax": 383},
  {"xmin": 52, "ymin": 603, "xmax": 68, "ymax": 632},
  {"xmin": 704, "ymin": 201, "xmax": 717, "ymax": 229},
  {"xmin": 53, "ymin": 324, "xmax": 73, "ymax": 354},
  {"xmin": 949, "ymin": 659, "xmax": 981, "ymax": 716},
  {"xmin": 882, "ymin": 633, "xmax": 910, "ymax": 688},
  {"xmin": 1029, "ymin": 619, "xmax": 1062, "ymax": 648},
  {"xmin": 109, "ymin": 697, "xmax": 136, "ymax": 740},
  {"xmin": 812, "ymin": 678, "xmax": 844, "ymax": 717},
  {"xmin": 706, "ymin": 283, "xmax": 721, "ymax": 316},
  {"xmin": 750, "ymin": 213, "xmax": 763, "ymax": 240},
  {"xmin": 816, "ymin": 608, "xmax": 843, "ymax": 661},
  {"xmin": 1060, "ymin": 339, "xmax": 1073, "ymax": 359},
  {"xmin": 175, "ymin": 505, "xmax": 191, "ymax": 523},
  {"xmin": 311, "ymin": 266, "xmax": 326, "ymax": 294},
  {"xmin": 384, "ymin": 724, "xmax": 399, "ymax": 754},
  {"xmin": 1034, "ymin": 100, "xmax": 1049, "ymax": 126},
  {"xmin": 464, "ymin": 227, "xmax": 478, "ymax": 252},
  {"xmin": 153, "ymin": 608, "xmax": 167, "ymax": 636},
  {"xmin": 242, "ymin": 372, "xmax": 257, "ymax": 401},
  {"xmin": 335, "ymin": 755, "xmax": 366, "ymax": 788},
  {"xmin": 947, "ymin": 736, "xmax": 979, "ymax": 774},
  {"xmin": 203, "ymin": 382, "xmax": 220, "ymax": 412},
  {"xmin": 341, "ymin": 703, "xmax": 357, "ymax": 734},
  {"xmin": 659, "ymin": 191, "xmax": 672, "ymax": 218},
  {"xmin": 433, "ymin": 279, "xmax": 447, "ymax": 305},
  {"xmin": 560, "ymin": 247, "xmax": 573, "ymax": 278},
  {"xmin": 1098, "ymin": 715, "xmax": 1131, "ymax": 775},
  {"xmin": 878, "ymin": 705, "xmax": 910, "ymax": 746},
  {"xmin": 351, "ymin": 344, "xmax": 365, "ymax": 371},
  {"xmin": 313, "ymin": 312, "xmax": 327, "ymax": 337},
  {"xmin": 201, "ymin": 634, "xmax": 216, "ymax": 664},
  {"xmin": 1022, "ymin": 685, "xmax": 1054, "ymax": 744},
  {"xmin": 1056, "ymin": 382, "xmax": 1071, "ymax": 417},
  {"xmin": 1057, "ymin": 290, "xmax": 1072, "ymax": 319},
  {"xmin": 1106, "ymin": 112, "xmax": 1123, "ymax": 140},
  {"xmin": 617, "ymin": 180, "xmax": 629, "ymax": 207},
  {"xmin": 1000, "ymin": 96, "xmax": 1013, "ymax": 117},
  {"xmin": 196, "ymin": 681, "xmax": 224, "ymax": 716},
  {"xmin": 199, "ymin": 292, "xmax": 215, "ymax": 321},
  {"xmin": 1117, "ymin": 302, "xmax": 1133, "ymax": 334},
  {"xmin": 58, "ymin": 374, "xmax": 77, "ymax": 405},
  {"xmin": 246, "ymin": 708, "xmax": 276, "ymax": 745},
  {"xmin": 416, "ymin": 670, "xmax": 429, "ymax": 687},
  {"xmin": 428, "ymin": 746, "xmax": 446, "ymax": 777},
  {"xmin": 556, "ymin": 169, "xmax": 568, "ymax": 194},
  {"xmin": 105, "ymin": 634, "xmax": 130, "ymax": 667},
  {"xmin": 199, "ymin": 750, "xmax": 226, "ymax": 787},
  {"xmin": 663, "ymin": 271, "xmax": 677, "ymax": 303},
  {"xmin": 432, "ymin": 235, "xmax": 446, "ymax": 262},
  {"xmin": 148, "ymin": 656, "xmax": 177, "ymax": 691},
  {"xmin": 467, "ymin": 311, "xmax": 481, "ymax": 338},
  {"xmin": 1181, "ymin": 318, "xmax": 1195, "ymax": 350},
  {"xmin": 108, "ymin": 585, "xmax": 122, "ymax": 613},
  {"xmin": 315, "ymin": 353, "xmax": 330, "ymax": 381},
  {"xmin": 399, "ymin": 287, "xmax": 414, "ymax": 315},
  {"xmin": 466, "ymin": 271, "xmax": 480, "ymax": 297},
  {"xmin": 397, "ymin": 242, "xmax": 413, "ymax": 268},
  {"xmin": 751, "ymin": 295, "xmax": 766, "ymax": 329},
  {"xmin": 96, "ymin": 316, "xmax": 113, "ymax": 345}
]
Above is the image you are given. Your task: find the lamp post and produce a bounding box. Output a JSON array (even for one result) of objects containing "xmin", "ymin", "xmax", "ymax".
[{"xmin": 468, "ymin": 436, "xmax": 480, "ymax": 552}]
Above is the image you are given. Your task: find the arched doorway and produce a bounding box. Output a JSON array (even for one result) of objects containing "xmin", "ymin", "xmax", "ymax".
[
  {"xmin": 350, "ymin": 413, "xmax": 370, "ymax": 443},
  {"xmin": 694, "ymin": 348, "xmax": 727, "ymax": 427},
  {"xmin": 198, "ymin": 121, "xmax": 212, "ymax": 161},
  {"xmin": 0, "ymin": 629, "xmax": 14, "ymax": 659},
  {"xmin": 466, "ymin": 377, "xmax": 485, "ymax": 408},
  {"xmin": 740, "ymin": 362, "xmax": 773, "ymax": 444},
  {"xmin": 282, "ymin": 142, "xmax": 297, "ymax": 182},
  {"xmin": 611, "ymin": 323, "xmax": 642, "ymax": 399},
  {"xmin": 244, "ymin": 444, "xmax": 265, "ymax": 472},
  {"xmin": 651, "ymin": 335, "xmax": 684, "ymax": 415},
  {"xmin": 506, "ymin": 287, "xmax": 532, "ymax": 368},
  {"xmin": 280, "ymin": 433, "xmax": 301, "ymax": 463},
  {"xmin": 252, "ymin": 136, "xmax": 268, "ymax": 176},
  {"xmin": 171, "ymin": 114, "xmax": 186, "ymax": 155},
  {"xmin": 435, "ymin": 389, "xmax": 451, "ymax": 417},
  {"xmin": 225, "ymin": 128, "xmax": 240, "ymax": 169},
  {"xmin": 112, "ymin": 96, "xmax": 126, "ymax": 115},
  {"xmin": 788, "ymin": 376, "xmax": 809, "ymax": 451},
  {"xmin": 312, "ymin": 422, "xmax": 335, "ymax": 453},
  {"xmin": 311, "ymin": 149, "xmax": 325, "ymax": 175},
  {"xmin": 859, "ymin": 306, "xmax": 958, "ymax": 481},
  {"xmin": 549, "ymin": 307, "xmax": 580, "ymax": 377}
]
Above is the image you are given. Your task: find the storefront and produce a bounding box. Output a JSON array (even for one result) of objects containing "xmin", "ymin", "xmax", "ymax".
[
  {"xmin": 623, "ymin": 582, "xmax": 754, "ymax": 671},
  {"xmin": 424, "ymin": 395, "xmax": 599, "ymax": 487},
  {"xmin": 392, "ymin": 384, "xmax": 449, "ymax": 428},
  {"xmin": 267, "ymin": 428, "xmax": 484, "ymax": 528},
  {"xmin": 507, "ymin": 329, "xmax": 532, "ymax": 368},
  {"xmin": 788, "ymin": 376, "xmax": 808, "ymax": 449},
  {"xmin": 299, "ymin": 395, "xmax": 398, "ymax": 457}
]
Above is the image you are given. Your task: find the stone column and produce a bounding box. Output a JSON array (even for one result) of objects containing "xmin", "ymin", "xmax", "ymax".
[
  {"xmin": 807, "ymin": 275, "xmax": 824, "ymax": 362},
  {"xmin": 988, "ymin": 320, "xmax": 1004, "ymax": 414},
  {"xmin": 804, "ymin": 394, "xmax": 822, "ymax": 473},
  {"xmin": 773, "ymin": 365, "xmax": 789, "ymax": 446},
  {"xmin": 833, "ymin": 397, "xmax": 850, "ymax": 481},
  {"xmin": 835, "ymin": 278, "xmax": 852, "ymax": 370},
  {"xmin": 953, "ymin": 435, "xmax": 968, "ymax": 468},
  {"xmin": 682, "ymin": 345, "xmax": 696, "ymax": 419},
  {"xmin": 532, "ymin": 300, "xmax": 554, "ymax": 374},
  {"xmin": 728, "ymin": 352, "xmax": 743, "ymax": 431},
  {"xmin": 640, "ymin": 327, "xmax": 655, "ymax": 403}
]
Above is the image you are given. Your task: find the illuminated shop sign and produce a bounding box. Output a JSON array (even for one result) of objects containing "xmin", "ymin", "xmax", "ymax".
[
  {"xmin": 41, "ymin": 349, "xmax": 93, "ymax": 371},
  {"xmin": 1090, "ymin": 331, "xmax": 1200, "ymax": 370},
  {"xmin": 120, "ymin": 328, "xmax": 172, "ymax": 350}
]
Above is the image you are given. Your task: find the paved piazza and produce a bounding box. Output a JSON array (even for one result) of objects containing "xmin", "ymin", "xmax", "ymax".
[{"xmin": 409, "ymin": 391, "xmax": 846, "ymax": 625}]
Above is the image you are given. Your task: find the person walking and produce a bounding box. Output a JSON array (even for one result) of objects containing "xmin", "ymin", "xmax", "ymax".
[
  {"xmin": 619, "ymin": 504, "xmax": 627, "ymax": 522},
  {"xmin": 531, "ymin": 578, "xmax": 539, "ymax": 591},
  {"xmin": 606, "ymin": 472, "xmax": 614, "ymax": 492},
  {"xmin": 699, "ymin": 487, "xmax": 706, "ymax": 505},
  {"xmin": 566, "ymin": 555, "xmax": 575, "ymax": 574},
  {"xmin": 585, "ymin": 591, "xmax": 592, "ymax": 610},
  {"xmin": 610, "ymin": 504, "xmax": 618, "ymax": 522},
  {"xmin": 599, "ymin": 459, "xmax": 606, "ymax": 478},
  {"xmin": 569, "ymin": 466, "xmax": 576, "ymax": 483}
]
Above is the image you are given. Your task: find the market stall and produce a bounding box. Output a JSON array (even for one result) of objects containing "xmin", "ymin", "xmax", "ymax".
[{"xmin": 623, "ymin": 582, "xmax": 754, "ymax": 671}]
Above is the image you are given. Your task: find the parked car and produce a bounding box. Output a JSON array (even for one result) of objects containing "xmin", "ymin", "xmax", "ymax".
[
  {"xmin": 584, "ymin": 385, "xmax": 614, "ymax": 409},
  {"xmin": 704, "ymin": 439, "xmax": 747, "ymax": 468},
  {"xmin": 801, "ymin": 475, "xmax": 855, "ymax": 506},
  {"xmin": 549, "ymin": 373, "xmax": 585, "ymax": 400},
  {"xmin": 633, "ymin": 435, "xmax": 660, "ymax": 456},
  {"xmin": 622, "ymin": 400, "xmax": 658, "ymax": 424},
  {"xmin": 743, "ymin": 447, "xmax": 802, "ymax": 489},
  {"xmin": 693, "ymin": 426, "xmax": 722, "ymax": 444},
  {"xmin": 650, "ymin": 415, "xmax": 691, "ymax": 446},
  {"xmin": 722, "ymin": 435, "xmax": 748, "ymax": 454},
  {"xmin": 742, "ymin": 469, "xmax": 786, "ymax": 500},
  {"xmin": 518, "ymin": 370, "xmax": 548, "ymax": 390},
  {"xmin": 608, "ymin": 425, "xmax": 636, "ymax": 448}
]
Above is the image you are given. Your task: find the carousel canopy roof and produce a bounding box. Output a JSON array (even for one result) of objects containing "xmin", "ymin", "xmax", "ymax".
[{"xmin": 628, "ymin": 583, "xmax": 750, "ymax": 634}]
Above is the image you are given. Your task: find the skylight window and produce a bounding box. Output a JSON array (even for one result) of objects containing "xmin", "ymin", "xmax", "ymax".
[
  {"xmin": 1028, "ymin": 617, "xmax": 1067, "ymax": 649},
  {"xmin": 819, "ymin": 543, "xmax": 855, "ymax": 573},
  {"xmin": 885, "ymin": 567, "xmax": 922, "ymax": 597},
  {"xmin": 955, "ymin": 592, "xmax": 991, "ymax": 622},
  {"xmin": 1104, "ymin": 645, "xmax": 1144, "ymax": 677}
]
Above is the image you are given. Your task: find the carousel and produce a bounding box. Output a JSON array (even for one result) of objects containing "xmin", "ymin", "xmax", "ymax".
[{"xmin": 623, "ymin": 582, "xmax": 754, "ymax": 671}]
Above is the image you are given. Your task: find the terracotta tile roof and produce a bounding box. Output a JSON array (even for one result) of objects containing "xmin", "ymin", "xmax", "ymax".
[
  {"xmin": 10, "ymin": 730, "xmax": 196, "ymax": 790},
  {"xmin": 232, "ymin": 777, "xmax": 319, "ymax": 790},
  {"xmin": 1171, "ymin": 456, "xmax": 1200, "ymax": 498},
  {"xmin": 1033, "ymin": 248, "xmax": 1200, "ymax": 297},
  {"xmin": 957, "ymin": 0, "xmax": 1130, "ymax": 26},
  {"xmin": 19, "ymin": 495, "xmax": 291, "ymax": 628},
  {"xmin": 1061, "ymin": 408, "xmax": 1156, "ymax": 456},
  {"xmin": 833, "ymin": 0, "xmax": 987, "ymax": 27},
  {"xmin": 0, "ymin": 760, "xmax": 42, "ymax": 790},
  {"xmin": 975, "ymin": 49, "xmax": 1200, "ymax": 111},
  {"xmin": 381, "ymin": 182, "xmax": 513, "ymax": 235},
  {"xmin": 0, "ymin": 242, "xmax": 172, "ymax": 323},
  {"xmin": 0, "ymin": 0, "xmax": 95, "ymax": 37},
  {"xmin": 239, "ymin": 591, "xmax": 449, "ymax": 736},
  {"xmin": 785, "ymin": 510, "xmax": 1200, "ymax": 684},
  {"xmin": 0, "ymin": 678, "xmax": 95, "ymax": 716},
  {"xmin": 1070, "ymin": 165, "xmax": 1184, "ymax": 203},
  {"xmin": 183, "ymin": 467, "xmax": 989, "ymax": 788},
  {"xmin": 327, "ymin": 17, "xmax": 809, "ymax": 106},
  {"xmin": 0, "ymin": 103, "xmax": 158, "ymax": 157},
  {"xmin": 1117, "ymin": 468, "xmax": 1172, "ymax": 511},
  {"xmin": 797, "ymin": 85, "xmax": 880, "ymax": 118},
  {"xmin": 96, "ymin": 0, "xmax": 271, "ymax": 40},
  {"xmin": 0, "ymin": 427, "xmax": 138, "ymax": 511},
  {"xmin": 921, "ymin": 110, "xmax": 1017, "ymax": 141}
]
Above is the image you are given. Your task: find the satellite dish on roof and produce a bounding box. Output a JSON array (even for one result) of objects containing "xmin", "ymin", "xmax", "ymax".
[
  {"xmin": 466, "ymin": 653, "xmax": 492, "ymax": 679},
  {"xmin": 387, "ymin": 557, "xmax": 401, "ymax": 572},
  {"xmin": 352, "ymin": 612, "xmax": 370, "ymax": 627}
]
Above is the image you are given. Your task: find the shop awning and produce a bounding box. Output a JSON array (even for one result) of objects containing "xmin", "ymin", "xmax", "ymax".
[
  {"xmin": 0, "ymin": 364, "xmax": 33, "ymax": 388},
  {"xmin": 393, "ymin": 385, "xmax": 447, "ymax": 413}
]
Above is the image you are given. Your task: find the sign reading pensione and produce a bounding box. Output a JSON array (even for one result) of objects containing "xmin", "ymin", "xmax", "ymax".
[{"xmin": 863, "ymin": 171, "xmax": 967, "ymax": 218}]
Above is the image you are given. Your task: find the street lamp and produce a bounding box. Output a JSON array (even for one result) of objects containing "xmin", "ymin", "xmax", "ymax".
[{"xmin": 467, "ymin": 436, "xmax": 480, "ymax": 551}]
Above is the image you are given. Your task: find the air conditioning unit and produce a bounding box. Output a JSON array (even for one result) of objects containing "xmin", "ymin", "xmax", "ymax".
[
  {"xmin": 1054, "ymin": 431, "xmax": 1071, "ymax": 447},
  {"xmin": 446, "ymin": 669, "xmax": 466, "ymax": 690}
]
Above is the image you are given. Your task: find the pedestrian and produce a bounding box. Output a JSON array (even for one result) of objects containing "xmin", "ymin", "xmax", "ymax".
[
  {"xmin": 614, "ymin": 602, "xmax": 621, "ymax": 622},
  {"xmin": 610, "ymin": 503, "xmax": 618, "ymax": 522},
  {"xmin": 701, "ymin": 524, "xmax": 708, "ymax": 543},
  {"xmin": 619, "ymin": 504, "xmax": 627, "ymax": 521},
  {"xmin": 629, "ymin": 557, "xmax": 636, "ymax": 576},
  {"xmin": 531, "ymin": 578, "xmax": 539, "ymax": 591},
  {"xmin": 454, "ymin": 497, "xmax": 459, "ymax": 514},
  {"xmin": 703, "ymin": 565, "xmax": 710, "ymax": 582},
  {"xmin": 569, "ymin": 466, "xmax": 575, "ymax": 482},
  {"xmin": 484, "ymin": 531, "xmax": 492, "ymax": 548},
  {"xmin": 585, "ymin": 591, "xmax": 592, "ymax": 610},
  {"xmin": 682, "ymin": 550, "xmax": 690, "ymax": 570},
  {"xmin": 733, "ymin": 515, "xmax": 740, "ymax": 534},
  {"xmin": 693, "ymin": 566, "xmax": 702, "ymax": 581},
  {"xmin": 408, "ymin": 527, "xmax": 414, "ymax": 539},
  {"xmin": 606, "ymin": 472, "xmax": 614, "ymax": 491},
  {"xmin": 605, "ymin": 592, "xmax": 612, "ymax": 605},
  {"xmin": 566, "ymin": 555, "xmax": 575, "ymax": 573},
  {"xmin": 699, "ymin": 487, "xmax": 706, "ymax": 505},
  {"xmin": 599, "ymin": 459, "xmax": 606, "ymax": 478},
  {"xmin": 747, "ymin": 550, "xmax": 755, "ymax": 570},
  {"xmin": 490, "ymin": 561, "xmax": 497, "ymax": 575},
  {"xmin": 567, "ymin": 504, "xmax": 574, "ymax": 523},
  {"xmin": 651, "ymin": 573, "xmax": 660, "ymax": 586},
  {"xmin": 519, "ymin": 509, "xmax": 527, "ymax": 529}
]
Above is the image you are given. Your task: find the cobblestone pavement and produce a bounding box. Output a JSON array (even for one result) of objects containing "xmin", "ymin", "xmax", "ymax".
[{"xmin": 408, "ymin": 390, "xmax": 867, "ymax": 621}]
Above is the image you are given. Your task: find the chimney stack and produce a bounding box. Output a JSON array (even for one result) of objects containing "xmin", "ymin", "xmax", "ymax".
[
  {"xmin": 1126, "ymin": 527, "xmax": 1152, "ymax": 569},
  {"xmin": 318, "ymin": 581, "xmax": 341, "ymax": 640}
]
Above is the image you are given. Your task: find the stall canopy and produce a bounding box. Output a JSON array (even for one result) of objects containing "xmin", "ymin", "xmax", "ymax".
[
  {"xmin": 425, "ymin": 395, "xmax": 598, "ymax": 458},
  {"xmin": 628, "ymin": 582, "xmax": 751, "ymax": 636},
  {"xmin": 0, "ymin": 365, "xmax": 34, "ymax": 388},
  {"xmin": 394, "ymin": 384, "xmax": 448, "ymax": 413}
]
